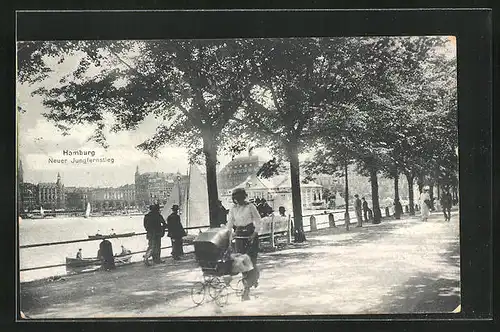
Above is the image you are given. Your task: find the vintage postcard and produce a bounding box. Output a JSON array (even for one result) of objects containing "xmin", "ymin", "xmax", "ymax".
[{"xmin": 17, "ymin": 32, "xmax": 460, "ymax": 318}]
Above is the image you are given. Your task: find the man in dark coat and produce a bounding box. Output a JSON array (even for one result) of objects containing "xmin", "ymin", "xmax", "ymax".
[
  {"xmin": 362, "ymin": 197, "xmax": 370, "ymax": 222},
  {"xmin": 99, "ymin": 238, "xmax": 115, "ymax": 271},
  {"xmin": 167, "ymin": 204, "xmax": 187, "ymax": 260},
  {"xmin": 216, "ymin": 200, "xmax": 228, "ymax": 226},
  {"xmin": 354, "ymin": 194, "xmax": 363, "ymax": 227},
  {"xmin": 143, "ymin": 204, "xmax": 166, "ymax": 265},
  {"xmin": 440, "ymin": 189, "xmax": 453, "ymax": 221}
]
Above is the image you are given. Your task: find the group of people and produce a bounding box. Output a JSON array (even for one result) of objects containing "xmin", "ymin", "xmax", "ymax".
[
  {"xmin": 143, "ymin": 203, "xmax": 187, "ymax": 265},
  {"xmin": 419, "ymin": 187, "xmax": 453, "ymax": 222},
  {"xmin": 354, "ymin": 194, "xmax": 374, "ymax": 227}
]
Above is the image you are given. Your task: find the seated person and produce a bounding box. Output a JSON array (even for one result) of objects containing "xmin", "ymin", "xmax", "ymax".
[
  {"xmin": 76, "ymin": 248, "xmax": 83, "ymax": 260},
  {"xmin": 120, "ymin": 245, "xmax": 131, "ymax": 256}
]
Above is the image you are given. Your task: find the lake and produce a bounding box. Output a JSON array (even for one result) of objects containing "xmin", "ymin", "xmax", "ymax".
[{"xmin": 19, "ymin": 209, "xmax": 359, "ymax": 282}]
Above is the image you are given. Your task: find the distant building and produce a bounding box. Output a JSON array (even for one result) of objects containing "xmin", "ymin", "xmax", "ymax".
[
  {"xmin": 89, "ymin": 184, "xmax": 136, "ymax": 211},
  {"xmin": 38, "ymin": 173, "xmax": 65, "ymax": 210},
  {"xmin": 20, "ymin": 182, "xmax": 38, "ymax": 212},
  {"xmin": 221, "ymin": 173, "xmax": 325, "ymax": 211},
  {"xmin": 134, "ymin": 166, "xmax": 188, "ymax": 207},
  {"xmin": 65, "ymin": 187, "xmax": 91, "ymax": 211},
  {"xmin": 217, "ymin": 152, "xmax": 267, "ymax": 192}
]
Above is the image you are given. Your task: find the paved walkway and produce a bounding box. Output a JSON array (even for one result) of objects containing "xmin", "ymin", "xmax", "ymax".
[{"xmin": 21, "ymin": 211, "xmax": 460, "ymax": 318}]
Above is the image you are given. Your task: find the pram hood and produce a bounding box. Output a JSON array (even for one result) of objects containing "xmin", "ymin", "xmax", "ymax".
[{"xmin": 193, "ymin": 227, "xmax": 230, "ymax": 248}]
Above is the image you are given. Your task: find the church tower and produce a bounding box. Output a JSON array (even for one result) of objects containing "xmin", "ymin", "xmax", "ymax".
[
  {"xmin": 56, "ymin": 172, "xmax": 64, "ymax": 209},
  {"xmin": 18, "ymin": 159, "xmax": 24, "ymax": 184}
]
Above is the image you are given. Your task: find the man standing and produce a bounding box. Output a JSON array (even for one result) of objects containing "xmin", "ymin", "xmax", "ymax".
[
  {"xmin": 167, "ymin": 204, "xmax": 187, "ymax": 260},
  {"xmin": 143, "ymin": 204, "xmax": 166, "ymax": 265},
  {"xmin": 440, "ymin": 188, "xmax": 453, "ymax": 221},
  {"xmin": 354, "ymin": 194, "xmax": 363, "ymax": 227},
  {"xmin": 362, "ymin": 197, "xmax": 370, "ymax": 222},
  {"xmin": 216, "ymin": 200, "xmax": 228, "ymax": 226}
]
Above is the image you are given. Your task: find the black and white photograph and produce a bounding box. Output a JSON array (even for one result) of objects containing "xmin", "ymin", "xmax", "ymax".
[{"xmin": 17, "ymin": 32, "xmax": 460, "ymax": 318}]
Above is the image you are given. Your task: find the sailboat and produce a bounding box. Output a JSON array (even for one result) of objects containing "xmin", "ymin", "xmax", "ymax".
[
  {"xmin": 162, "ymin": 164, "xmax": 210, "ymax": 243},
  {"xmin": 40, "ymin": 206, "xmax": 45, "ymax": 218},
  {"xmin": 84, "ymin": 202, "xmax": 91, "ymax": 218}
]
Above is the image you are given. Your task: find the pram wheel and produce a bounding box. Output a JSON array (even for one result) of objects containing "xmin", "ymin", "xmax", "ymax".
[
  {"xmin": 191, "ymin": 282, "xmax": 205, "ymax": 305},
  {"xmin": 208, "ymin": 277, "xmax": 224, "ymax": 300},
  {"xmin": 214, "ymin": 285, "xmax": 229, "ymax": 307},
  {"xmin": 230, "ymin": 278, "xmax": 245, "ymax": 296}
]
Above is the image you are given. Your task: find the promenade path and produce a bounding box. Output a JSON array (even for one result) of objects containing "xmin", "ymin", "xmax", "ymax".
[{"xmin": 20, "ymin": 211, "xmax": 460, "ymax": 318}]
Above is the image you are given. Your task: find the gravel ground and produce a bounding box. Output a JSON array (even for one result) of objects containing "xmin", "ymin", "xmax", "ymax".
[{"xmin": 20, "ymin": 211, "xmax": 460, "ymax": 318}]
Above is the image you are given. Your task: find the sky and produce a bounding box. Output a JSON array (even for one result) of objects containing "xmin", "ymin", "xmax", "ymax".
[
  {"xmin": 16, "ymin": 48, "xmax": 274, "ymax": 187},
  {"xmin": 16, "ymin": 37, "xmax": 456, "ymax": 188}
]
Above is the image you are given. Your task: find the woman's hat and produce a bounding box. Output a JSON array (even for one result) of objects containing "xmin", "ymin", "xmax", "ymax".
[{"xmin": 172, "ymin": 204, "xmax": 179, "ymax": 211}]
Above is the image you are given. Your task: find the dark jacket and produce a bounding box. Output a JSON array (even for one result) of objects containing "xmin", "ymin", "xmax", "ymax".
[
  {"xmin": 144, "ymin": 211, "xmax": 167, "ymax": 237},
  {"xmin": 440, "ymin": 193, "xmax": 452, "ymax": 208},
  {"xmin": 355, "ymin": 198, "xmax": 362, "ymax": 211},
  {"xmin": 166, "ymin": 213, "xmax": 186, "ymax": 239},
  {"xmin": 362, "ymin": 200, "xmax": 369, "ymax": 211}
]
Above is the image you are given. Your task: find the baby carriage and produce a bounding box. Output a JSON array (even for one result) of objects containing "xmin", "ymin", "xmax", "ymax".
[{"xmin": 190, "ymin": 227, "xmax": 252, "ymax": 307}]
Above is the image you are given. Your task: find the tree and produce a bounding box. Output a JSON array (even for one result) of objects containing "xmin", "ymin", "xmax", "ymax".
[
  {"xmin": 234, "ymin": 38, "xmax": 358, "ymax": 241},
  {"xmin": 17, "ymin": 40, "xmax": 254, "ymax": 227}
]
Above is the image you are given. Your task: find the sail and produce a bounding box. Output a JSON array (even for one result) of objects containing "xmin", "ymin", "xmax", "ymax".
[
  {"xmin": 162, "ymin": 180, "xmax": 187, "ymax": 226},
  {"xmin": 186, "ymin": 164, "xmax": 210, "ymax": 229},
  {"xmin": 40, "ymin": 206, "xmax": 44, "ymax": 217},
  {"xmin": 85, "ymin": 203, "xmax": 91, "ymax": 218}
]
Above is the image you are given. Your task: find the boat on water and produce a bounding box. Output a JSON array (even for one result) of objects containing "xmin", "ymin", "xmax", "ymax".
[
  {"xmin": 161, "ymin": 164, "xmax": 209, "ymax": 244},
  {"xmin": 84, "ymin": 202, "xmax": 91, "ymax": 218},
  {"xmin": 87, "ymin": 232, "xmax": 136, "ymax": 240},
  {"xmin": 65, "ymin": 254, "xmax": 133, "ymax": 268}
]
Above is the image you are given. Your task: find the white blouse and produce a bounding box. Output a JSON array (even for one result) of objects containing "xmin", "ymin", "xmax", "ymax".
[{"xmin": 226, "ymin": 203, "xmax": 261, "ymax": 230}]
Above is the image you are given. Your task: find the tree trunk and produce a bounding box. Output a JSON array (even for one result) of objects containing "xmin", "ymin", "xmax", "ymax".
[
  {"xmin": 344, "ymin": 162, "xmax": 350, "ymax": 231},
  {"xmin": 406, "ymin": 173, "xmax": 415, "ymax": 216},
  {"xmin": 429, "ymin": 184, "xmax": 435, "ymax": 211},
  {"xmin": 394, "ymin": 172, "xmax": 401, "ymax": 219},
  {"xmin": 417, "ymin": 174, "xmax": 424, "ymax": 194},
  {"xmin": 369, "ymin": 167, "xmax": 381, "ymax": 224},
  {"xmin": 288, "ymin": 143, "xmax": 306, "ymax": 242},
  {"xmin": 203, "ymin": 134, "xmax": 220, "ymax": 228}
]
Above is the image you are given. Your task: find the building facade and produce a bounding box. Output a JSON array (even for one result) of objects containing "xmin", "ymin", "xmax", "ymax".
[
  {"xmin": 134, "ymin": 167, "xmax": 188, "ymax": 207},
  {"xmin": 217, "ymin": 153, "xmax": 267, "ymax": 192},
  {"xmin": 37, "ymin": 173, "xmax": 65, "ymax": 210}
]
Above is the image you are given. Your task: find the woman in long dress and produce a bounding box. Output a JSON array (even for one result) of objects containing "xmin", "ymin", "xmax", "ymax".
[
  {"xmin": 419, "ymin": 187, "xmax": 431, "ymax": 222},
  {"xmin": 226, "ymin": 188, "xmax": 261, "ymax": 301}
]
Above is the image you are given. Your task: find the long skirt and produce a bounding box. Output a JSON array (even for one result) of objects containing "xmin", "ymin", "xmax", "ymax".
[
  {"xmin": 421, "ymin": 202, "xmax": 430, "ymax": 220},
  {"xmin": 234, "ymin": 224, "xmax": 260, "ymax": 288}
]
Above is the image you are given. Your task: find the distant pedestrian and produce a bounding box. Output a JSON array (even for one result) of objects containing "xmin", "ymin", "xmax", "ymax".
[
  {"xmin": 216, "ymin": 200, "xmax": 229, "ymax": 226},
  {"xmin": 362, "ymin": 197, "xmax": 370, "ymax": 222},
  {"xmin": 99, "ymin": 238, "xmax": 115, "ymax": 271},
  {"xmin": 420, "ymin": 188, "xmax": 431, "ymax": 222},
  {"xmin": 167, "ymin": 204, "xmax": 187, "ymax": 260},
  {"xmin": 354, "ymin": 194, "xmax": 363, "ymax": 227},
  {"xmin": 76, "ymin": 248, "xmax": 82, "ymax": 260},
  {"xmin": 440, "ymin": 188, "xmax": 452, "ymax": 221},
  {"xmin": 143, "ymin": 204, "xmax": 167, "ymax": 265},
  {"xmin": 278, "ymin": 206, "xmax": 286, "ymax": 217}
]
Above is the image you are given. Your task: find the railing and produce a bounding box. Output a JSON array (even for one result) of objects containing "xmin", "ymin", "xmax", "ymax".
[{"xmin": 19, "ymin": 209, "xmax": 399, "ymax": 274}]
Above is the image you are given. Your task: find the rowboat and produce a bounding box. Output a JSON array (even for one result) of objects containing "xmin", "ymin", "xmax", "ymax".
[
  {"xmin": 87, "ymin": 232, "xmax": 136, "ymax": 240},
  {"xmin": 65, "ymin": 254, "xmax": 133, "ymax": 268}
]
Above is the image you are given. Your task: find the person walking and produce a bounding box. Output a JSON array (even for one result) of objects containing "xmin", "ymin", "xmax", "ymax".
[
  {"xmin": 362, "ymin": 197, "xmax": 370, "ymax": 222},
  {"xmin": 440, "ymin": 188, "xmax": 453, "ymax": 221},
  {"xmin": 419, "ymin": 187, "xmax": 432, "ymax": 222},
  {"xmin": 227, "ymin": 188, "xmax": 261, "ymax": 301},
  {"xmin": 354, "ymin": 194, "xmax": 363, "ymax": 227},
  {"xmin": 143, "ymin": 204, "xmax": 167, "ymax": 265},
  {"xmin": 167, "ymin": 204, "xmax": 187, "ymax": 260}
]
